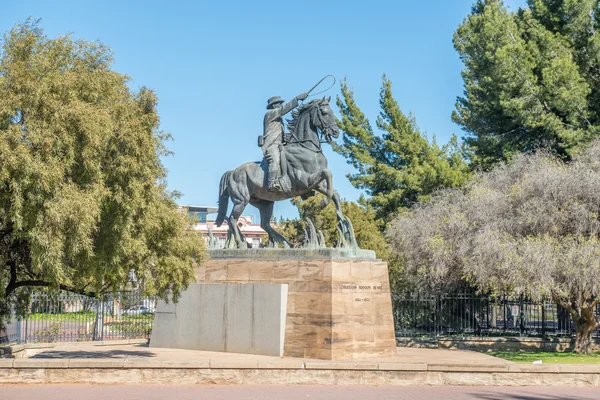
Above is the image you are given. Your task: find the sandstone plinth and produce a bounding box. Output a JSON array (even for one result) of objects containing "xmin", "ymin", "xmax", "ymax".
[{"xmin": 196, "ymin": 249, "xmax": 396, "ymax": 360}]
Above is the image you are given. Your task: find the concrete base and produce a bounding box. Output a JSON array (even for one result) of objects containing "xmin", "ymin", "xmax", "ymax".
[
  {"xmin": 196, "ymin": 256, "xmax": 396, "ymax": 360},
  {"xmin": 150, "ymin": 283, "xmax": 287, "ymax": 357}
]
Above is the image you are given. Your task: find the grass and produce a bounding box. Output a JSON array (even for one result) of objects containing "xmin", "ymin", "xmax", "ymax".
[
  {"xmin": 27, "ymin": 312, "xmax": 96, "ymax": 321},
  {"xmin": 26, "ymin": 312, "xmax": 153, "ymax": 323},
  {"xmin": 489, "ymin": 351, "xmax": 600, "ymax": 364}
]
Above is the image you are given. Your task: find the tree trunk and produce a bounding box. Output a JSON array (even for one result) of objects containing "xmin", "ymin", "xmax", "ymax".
[{"xmin": 573, "ymin": 311, "xmax": 598, "ymax": 354}]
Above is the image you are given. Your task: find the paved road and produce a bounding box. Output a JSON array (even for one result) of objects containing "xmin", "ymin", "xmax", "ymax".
[{"xmin": 1, "ymin": 385, "xmax": 600, "ymax": 400}]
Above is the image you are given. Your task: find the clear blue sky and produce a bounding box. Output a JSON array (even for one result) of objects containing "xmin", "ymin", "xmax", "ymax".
[{"xmin": 2, "ymin": 0, "xmax": 526, "ymax": 221}]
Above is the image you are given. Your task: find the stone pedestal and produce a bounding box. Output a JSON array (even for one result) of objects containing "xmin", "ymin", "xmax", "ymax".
[
  {"xmin": 150, "ymin": 283, "xmax": 288, "ymax": 357},
  {"xmin": 196, "ymin": 249, "xmax": 396, "ymax": 360}
]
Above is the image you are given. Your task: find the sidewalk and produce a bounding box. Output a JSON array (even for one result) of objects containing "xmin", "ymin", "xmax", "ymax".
[
  {"xmin": 26, "ymin": 342, "xmax": 513, "ymax": 366},
  {"xmin": 1, "ymin": 341, "xmax": 600, "ymax": 386}
]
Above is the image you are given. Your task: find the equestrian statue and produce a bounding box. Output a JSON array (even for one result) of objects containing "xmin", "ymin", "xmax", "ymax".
[{"xmin": 215, "ymin": 75, "xmax": 358, "ymax": 249}]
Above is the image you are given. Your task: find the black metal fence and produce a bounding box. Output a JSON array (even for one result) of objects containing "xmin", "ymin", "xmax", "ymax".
[
  {"xmin": 4, "ymin": 290, "xmax": 596, "ymax": 343},
  {"xmin": 1, "ymin": 291, "xmax": 155, "ymax": 344},
  {"xmin": 392, "ymin": 292, "xmax": 599, "ymax": 338}
]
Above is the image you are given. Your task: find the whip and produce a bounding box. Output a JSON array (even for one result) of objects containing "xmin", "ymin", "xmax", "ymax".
[{"xmin": 306, "ymin": 74, "xmax": 336, "ymax": 98}]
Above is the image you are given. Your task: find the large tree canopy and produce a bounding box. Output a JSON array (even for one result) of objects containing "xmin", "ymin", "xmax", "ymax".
[
  {"xmin": 454, "ymin": 0, "xmax": 600, "ymax": 167},
  {"xmin": 389, "ymin": 141, "xmax": 600, "ymax": 353},
  {"xmin": 335, "ymin": 76, "xmax": 470, "ymax": 221},
  {"xmin": 0, "ymin": 21, "xmax": 205, "ymax": 324}
]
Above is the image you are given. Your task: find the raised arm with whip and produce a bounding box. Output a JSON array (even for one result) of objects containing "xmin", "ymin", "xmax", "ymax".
[{"xmin": 259, "ymin": 74, "xmax": 336, "ymax": 193}]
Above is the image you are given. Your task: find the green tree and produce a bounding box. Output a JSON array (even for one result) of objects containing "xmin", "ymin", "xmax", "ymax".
[
  {"xmin": 0, "ymin": 21, "xmax": 205, "ymax": 326},
  {"xmin": 276, "ymin": 217, "xmax": 304, "ymax": 249},
  {"xmin": 336, "ymin": 76, "xmax": 470, "ymax": 221},
  {"xmin": 454, "ymin": 0, "xmax": 600, "ymax": 167},
  {"xmin": 389, "ymin": 142, "xmax": 600, "ymax": 353}
]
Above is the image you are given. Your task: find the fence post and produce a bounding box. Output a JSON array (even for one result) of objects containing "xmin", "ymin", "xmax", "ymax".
[
  {"xmin": 490, "ymin": 298, "xmax": 497, "ymax": 330},
  {"xmin": 23, "ymin": 313, "xmax": 28, "ymax": 344},
  {"xmin": 433, "ymin": 295, "xmax": 437, "ymax": 335},
  {"xmin": 93, "ymin": 299, "xmax": 103, "ymax": 341},
  {"xmin": 15, "ymin": 316, "xmax": 21, "ymax": 344},
  {"xmin": 541, "ymin": 300, "xmax": 546, "ymax": 337},
  {"xmin": 519, "ymin": 294, "xmax": 524, "ymax": 336},
  {"xmin": 100, "ymin": 297, "xmax": 105, "ymax": 341},
  {"xmin": 502, "ymin": 294, "xmax": 507, "ymax": 334}
]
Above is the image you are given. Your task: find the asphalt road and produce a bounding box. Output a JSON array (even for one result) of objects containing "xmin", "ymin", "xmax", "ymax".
[{"xmin": 1, "ymin": 385, "xmax": 600, "ymax": 400}]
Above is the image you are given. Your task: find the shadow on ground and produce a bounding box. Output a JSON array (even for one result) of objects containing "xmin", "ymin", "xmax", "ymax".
[{"xmin": 31, "ymin": 345, "xmax": 155, "ymax": 359}]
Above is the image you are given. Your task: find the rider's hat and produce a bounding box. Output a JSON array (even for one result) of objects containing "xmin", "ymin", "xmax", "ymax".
[{"xmin": 267, "ymin": 96, "xmax": 285, "ymax": 109}]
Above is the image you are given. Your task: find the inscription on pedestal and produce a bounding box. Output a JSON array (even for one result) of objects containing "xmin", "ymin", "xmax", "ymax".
[
  {"xmin": 341, "ymin": 283, "xmax": 383, "ymax": 290},
  {"xmin": 340, "ymin": 283, "xmax": 383, "ymax": 303},
  {"xmin": 355, "ymin": 297, "xmax": 371, "ymax": 302}
]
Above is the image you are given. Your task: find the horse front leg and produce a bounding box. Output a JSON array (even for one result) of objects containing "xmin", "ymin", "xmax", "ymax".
[
  {"xmin": 316, "ymin": 183, "xmax": 343, "ymax": 219},
  {"xmin": 305, "ymin": 169, "xmax": 334, "ymax": 207},
  {"xmin": 316, "ymin": 184, "xmax": 357, "ymax": 248}
]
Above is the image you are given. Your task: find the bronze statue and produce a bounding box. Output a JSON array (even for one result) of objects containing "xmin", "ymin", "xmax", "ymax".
[{"xmin": 215, "ymin": 76, "xmax": 358, "ymax": 249}]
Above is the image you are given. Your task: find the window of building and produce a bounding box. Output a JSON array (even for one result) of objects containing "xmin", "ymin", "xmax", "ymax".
[
  {"xmin": 188, "ymin": 211, "xmax": 207, "ymax": 223},
  {"xmin": 252, "ymin": 238, "xmax": 261, "ymax": 248},
  {"xmin": 218, "ymin": 237, "xmax": 226, "ymax": 249}
]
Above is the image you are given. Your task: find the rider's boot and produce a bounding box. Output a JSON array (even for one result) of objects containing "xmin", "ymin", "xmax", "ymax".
[{"xmin": 267, "ymin": 148, "xmax": 282, "ymax": 192}]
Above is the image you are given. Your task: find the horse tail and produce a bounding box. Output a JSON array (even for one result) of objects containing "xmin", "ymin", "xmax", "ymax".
[{"xmin": 215, "ymin": 170, "xmax": 232, "ymax": 227}]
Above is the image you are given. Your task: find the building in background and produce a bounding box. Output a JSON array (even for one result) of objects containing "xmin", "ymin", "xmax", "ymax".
[{"xmin": 183, "ymin": 205, "xmax": 267, "ymax": 248}]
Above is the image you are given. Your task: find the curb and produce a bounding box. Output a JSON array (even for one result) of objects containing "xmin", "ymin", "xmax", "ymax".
[
  {"xmin": 1, "ymin": 360, "xmax": 600, "ymax": 386},
  {"xmin": 3, "ymin": 358, "xmax": 600, "ymax": 372}
]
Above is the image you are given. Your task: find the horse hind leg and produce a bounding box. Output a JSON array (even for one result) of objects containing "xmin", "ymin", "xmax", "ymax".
[
  {"xmin": 226, "ymin": 203, "xmax": 249, "ymax": 249},
  {"xmin": 223, "ymin": 171, "xmax": 252, "ymax": 249}
]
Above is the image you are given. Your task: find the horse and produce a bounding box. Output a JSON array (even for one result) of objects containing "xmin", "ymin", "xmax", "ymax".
[{"xmin": 215, "ymin": 97, "xmax": 344, "ymax": 248}]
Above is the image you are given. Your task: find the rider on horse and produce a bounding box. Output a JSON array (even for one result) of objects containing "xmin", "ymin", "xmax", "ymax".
[{"xmin": 261, "ymin": 92, "xmax": 308, "ymax": 192}]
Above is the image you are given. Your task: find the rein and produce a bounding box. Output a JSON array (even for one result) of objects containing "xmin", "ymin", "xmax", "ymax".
[{"xmin": 284, "ymin": 133, "xmax": 323, "ymax": 153}]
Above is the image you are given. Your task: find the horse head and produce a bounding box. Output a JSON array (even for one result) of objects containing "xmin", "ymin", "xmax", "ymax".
[
  {"xmin": 289, "ymin": 97, "xmax": 339, "ymax": 146},
  {"xmin": 314, "ymin": 96, "xmax": 339, "ymax": 143}
]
